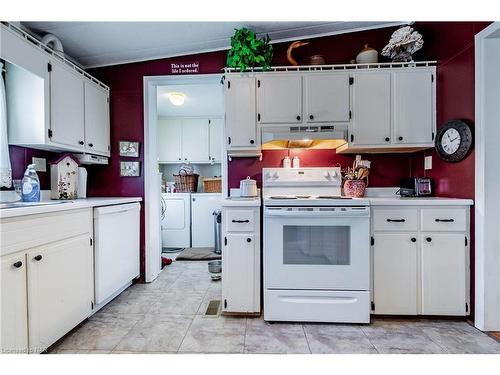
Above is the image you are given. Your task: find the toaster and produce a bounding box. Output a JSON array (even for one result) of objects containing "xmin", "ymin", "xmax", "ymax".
[{"xmin": 400, "ymin": 178, "xmax": 433, "ymax": 197}]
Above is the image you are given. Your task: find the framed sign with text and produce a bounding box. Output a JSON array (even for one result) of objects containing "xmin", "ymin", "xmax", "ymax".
[{"xmin": 170, "ymin": 62, "xmax": 200, "ymax": 74}]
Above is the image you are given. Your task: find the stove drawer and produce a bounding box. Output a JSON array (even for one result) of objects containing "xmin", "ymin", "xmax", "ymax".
[
  {"xmin": 373, "ymin": 208, "xmax": 418, "ymax": 231},
  {"xmin": 264, "ymin": 289, "xmax": 370, "ymax": 323},
  {"xmin": 225, "ymin": 209, "xmax": 255, "ymax": 232}
]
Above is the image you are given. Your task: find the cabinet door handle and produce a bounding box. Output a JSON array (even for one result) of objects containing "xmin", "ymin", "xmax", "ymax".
[
  {"xmin": 435, "ymin": 218, "xmax": 454, "ymax": 222},
  {"xmin": 426, "ymin": 237, "xmax": 432, "ymax": 242},
  {"xmin": 34, "ymin": 255, "xmax": 43, "ymax": 261},
  {"xmin": 250, "ymin": 139, "xmax": 255, "ymax": 144},
  {"xmin": 385, "ymin": 137, "xmax": 390, "ymax": 142},
  {"xmin": 232, "ymin": 219, "xmax": 250, "ymax": 223},
  {"xmin": 309, "ymin": 115, "xmax": 314, "ymax": 120},
  {"xmin": 13, "ymin": 261, "xmax": 23, "ymax": 268},
  {"xmin": 410, "ymin": 237, "xmax": 417, "ymax": 242},
  {"xmin": 387, "ymin": 218, "xmax": 405, "ymax": 222},
  {"xmin": 79, "ymin": 140, "xmax": 84, "ymax": 145},
  {"xmin": 398, "ymin": 136, "xmax": 403, "ymax": 141},
  {"xmin": 296, "ymin": 115, "xmax": 301, "ymax": 121},
  {"xmin": 88, "ymin": 143, "xmax": 94, "ymax": 147},
  {"xmin": 246, "ymin": 238, "xmax": 252, "ymax": 243}
]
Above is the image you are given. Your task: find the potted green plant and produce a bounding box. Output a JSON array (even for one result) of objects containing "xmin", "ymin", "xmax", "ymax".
[{"xmin": 226, "ymin": 28, "xmax": 273, "ymax": 71}]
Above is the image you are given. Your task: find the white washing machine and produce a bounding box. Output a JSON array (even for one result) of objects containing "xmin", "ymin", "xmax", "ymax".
[{"xmin": 161, "ymin": 193, "xmax": 191, "ymax": 248}]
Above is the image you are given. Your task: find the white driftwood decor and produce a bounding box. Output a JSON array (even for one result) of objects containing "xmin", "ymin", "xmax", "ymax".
[{"xmin": 381, "ymin": 26, "xmax": 424, "ymax": 62}]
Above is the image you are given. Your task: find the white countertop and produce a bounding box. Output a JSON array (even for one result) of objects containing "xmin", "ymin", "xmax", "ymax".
[
  {"xmin": 364, "ymin": 197, "xmax": 474, "ymax": 206},
  {"xmin": 0, "ymin": 197, "xmax": 142, "ymax": 219},
  {"xmin": 222, "ymin": 197, "xmax": 261, "ymax": 207}
]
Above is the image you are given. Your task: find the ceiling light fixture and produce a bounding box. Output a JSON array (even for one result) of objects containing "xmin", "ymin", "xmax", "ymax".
[{"xmin": 167, "ymin": 92, "xmax": 186, "ymax": 106}]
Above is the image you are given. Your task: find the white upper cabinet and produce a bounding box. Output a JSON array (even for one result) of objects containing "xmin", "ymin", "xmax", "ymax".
[
  {"xmin": 158, "ymin": 119, "xmax": 182, "ymax": 162},
  {"xmin": 225, "ymin": 76, "xmax": 258, "ymax": 150},
  {"xmin": 224, "ymin": 66, "xmax": 435, "ymax": 154},
  {"xmin": 182, "ymin": 119, "xmax": 210, "ymax": 163},
  {"xmin": 304, "ymin": 74, "xmax": 350, "ymax": 123},
  {"xmin": 157, "ymin": 118, "xmax": 223, "ymax": 163},
  {"xmin": 48, "ymin": 61, "xmax": 85, "ymax": 150},
  {"xmin": 351, "ymin": 72, "xmax": 392, "ymax": 145},
  {"xmin": 257, "ymin": 75, "xmax": 302, "ymax": 124},
  {"xmin": 393, "ymin": 70, "xmax": 435, "ymax": 145},
  {"xmin": 209, "ymin": 118, "xmax": 223, "ymax": 162},
  {"xmin": 1, "ymin": 23, "xmax": 110, "ymax": 156},
  {"xmin": 84, "ymin": 81, "xmax": 110, "ymax": 156}
]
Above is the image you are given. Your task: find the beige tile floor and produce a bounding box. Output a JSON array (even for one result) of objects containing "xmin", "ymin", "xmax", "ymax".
[{"xmin": 49, "ymin": 260, "xmax": 500, "ymax": 354}]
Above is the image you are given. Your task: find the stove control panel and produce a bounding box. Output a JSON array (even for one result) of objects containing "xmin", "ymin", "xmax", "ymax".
[{"xmin": 263, "ymin": 167, "xmax": 342, "ymax": 186}]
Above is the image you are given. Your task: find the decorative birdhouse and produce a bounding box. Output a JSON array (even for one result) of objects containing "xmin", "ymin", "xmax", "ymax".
[{"xmin": 50, "ymin": 153, "xmax": 80, "ymax": 200}]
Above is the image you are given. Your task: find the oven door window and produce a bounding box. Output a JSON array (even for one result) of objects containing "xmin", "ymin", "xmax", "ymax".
[{"xmin": 283, "ymin": 225, "xmax": 350, "ymax": 265}]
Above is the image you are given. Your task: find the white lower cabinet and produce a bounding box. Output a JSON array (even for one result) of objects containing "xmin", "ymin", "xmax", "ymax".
[
  {"xmin": 373, "ymin": 233, "xmax": 418, "ymax": 315},
  {"xmin": 372, "ymin": 206, "xmax": 470, "ymax": 316},
  {"xmin": 420, "ymin": 233, "xmax": 468, "ymax": 315},
  {"xmin": 0, "ymin": 253, "xmax": 28, "ymax": 353},
  {"xmin": 222, "ymin": 205, "xmax": 260, "ymax": 314},
  {"xmin": 27, "ymin": 234, "xmax": 93, "ymax": 351},
  {"xmin": 0, "ymin": 209, "xmax": 93, "ymax": 353}
]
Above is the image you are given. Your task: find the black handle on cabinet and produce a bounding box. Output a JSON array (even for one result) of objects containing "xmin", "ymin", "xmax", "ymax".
[
  {"xmin": 309, "ymin": 115, "xmax": 314, "ymax": 120},
  {"xmin": 387, "ymin": 218, "xmax": 406, "ymax": 222},
  {"xmin": 178, "ymin": 158, "xmax": 182, "ymax": 160},
  {"xmin": 435, "ymin": 218, "xmax": 455, "ymax": 222},
  {"xmin": 296, "ymin": 115, "xmax": 301, "ymax": 121},
  {"xmin": 398, "ymin": 136, "xmax": 403, "ymax": 141},
  {"xmin": 79, "ymin": 140, "xmax": 84, "ymax": 145},
  {"xmin": 88, "ymin": 143, "xmax": 94, "ymax": 147},
  {"xmin": 250, "ymin": 140, "xmax": 255, "ymax": 144},
  {"xmin": 426, "ymin": 237, "xmax": 432, "ymax": 242},
  {"xmin": 246, "ymin": 238, "xmax": 252, "ymax": 243},
  {"xmin": 13, "ymin": 261, "xmax": 23, "ymax": 268},
  {"xmin": 34, "ymin": 255, "xmax": 42, "ymax": 261},
  {"xmin": 232, "ymin": 219, "xmax": 250, "ymax": 223},
  {"xmin": 385, "ymin": 137, "xmax": 390, "ymax": 142},
  {"xmin": 411, "ymin": 237, "xmax": 417, "ymax": 242}
]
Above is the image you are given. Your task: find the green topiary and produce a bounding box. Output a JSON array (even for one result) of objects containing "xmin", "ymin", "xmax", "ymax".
[{"xmin": 226, "ymin": 28, "xmax": 273, "ymax": 71}]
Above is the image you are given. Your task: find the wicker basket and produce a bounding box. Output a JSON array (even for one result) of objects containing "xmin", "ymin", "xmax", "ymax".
[
  {"xmin": 173, "ymin": 173, "xmax": 199, "ymax": 193},
  {"xmin": 203, "ymin": 177, "xmax": 222, "ymax": 193}
]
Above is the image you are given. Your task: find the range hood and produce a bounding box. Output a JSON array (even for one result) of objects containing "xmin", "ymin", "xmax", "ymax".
[{"xmin": 261, "ymin": 125, "xmax": 348, "ymax": 150}]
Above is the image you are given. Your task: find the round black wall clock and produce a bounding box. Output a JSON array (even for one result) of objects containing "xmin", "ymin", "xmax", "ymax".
[{"xmin": 435, "ymin": 120, "xmax": 473, "ymax": 162}]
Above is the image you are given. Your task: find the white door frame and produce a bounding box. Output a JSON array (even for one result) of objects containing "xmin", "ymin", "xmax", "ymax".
[
  {"xmin": 143, "ymin": 74, "xmax": 225, "ymax": 282},
  {"xmin": 474, "ymin": 22, "xmax": 500, "ymax": 331}
]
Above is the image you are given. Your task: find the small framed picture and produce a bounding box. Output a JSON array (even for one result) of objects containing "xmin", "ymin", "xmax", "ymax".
[
  {"xmin": 119, "ymin": 141, "xmax": 140, "ymax": 157},
  {"xmin": 120, "ymin": 161, "xmax": 140, "ymax": 177}
]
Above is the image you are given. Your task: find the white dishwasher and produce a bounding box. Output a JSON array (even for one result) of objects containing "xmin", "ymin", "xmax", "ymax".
[{"xmin": 94, "ymin": 203, "xmax": 140, "ymax": 306}]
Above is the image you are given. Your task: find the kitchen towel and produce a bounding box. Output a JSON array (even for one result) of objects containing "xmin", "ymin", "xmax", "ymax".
[{"xmin": 0, "ymin": 62, "xmax": 12, "ymax": 188}]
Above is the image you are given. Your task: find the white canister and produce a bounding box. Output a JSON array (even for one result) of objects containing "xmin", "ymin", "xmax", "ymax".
[
  {"xmin": 292, "ymin": 156, "xmax": 300, "ymax": 169},
  {"xmin": 356, "ymin": 44, "xmax": 378, "ymax": 64},
  {"xmin": 239, "ymin": 176, "xmax": 258, "ymax": 197}
]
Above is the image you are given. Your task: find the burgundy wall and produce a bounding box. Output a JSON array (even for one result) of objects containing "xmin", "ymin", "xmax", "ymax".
[
  {"xmin": 228, "ymin": 149, "xmax": 412, "ymax": 189},
  {"xmin": 86, "ymin": 22, "xmax": 489, "ymax": 288},
  {"xmin": 6, "ymin": 145, "xmax": 58, "ymax": 189}
]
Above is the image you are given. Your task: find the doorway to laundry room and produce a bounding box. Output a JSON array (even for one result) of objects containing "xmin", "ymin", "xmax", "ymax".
[{"xmin": 144, "ymin": 74, "xmax": 226, "ymax": 298}]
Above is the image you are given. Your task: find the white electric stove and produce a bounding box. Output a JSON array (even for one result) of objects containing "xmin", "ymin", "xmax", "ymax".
[{"xmin": 262, "ymin": 167, "xmax": 371, "ymax": 323}]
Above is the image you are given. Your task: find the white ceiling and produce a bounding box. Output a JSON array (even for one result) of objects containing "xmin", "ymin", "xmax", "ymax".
[
  {"xmin": 157, "ymin": 83, "xmax": 223, "ymax": 118},
  {"xmin": 21, "ymin": 21, "xmax": 405, "ymax": 68}
]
